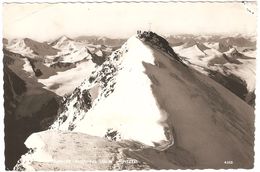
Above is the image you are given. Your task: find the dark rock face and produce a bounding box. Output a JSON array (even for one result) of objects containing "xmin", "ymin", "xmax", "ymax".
[
  {"xmin": 245, "ymin": 91, "xmax": 255, "ymax": 107},
  {"xmin": 105, "ymin": 128, "xmax": 121, "ymax": 141},
  {"xmin": 91, "ymin": 53, "xmax": 106, "ymax": 65},
  {"xmin": 27, "ymin": 58, "xmax": 43, "ymax": 77},
  {"xmin": 206, "ymin": 70, "xmax": 255, "ymax": 107},
  {"xmin": 3, "ymin": 50, "xmax": 61, "ymax": 170},
  {"xmin": 218, "ymin": 42, "xmax": 233, "ymax": 53},
  {"xmin": 137, "ymin": 31, "xmax": 181, "ymax": 62},
  {"xmin": 3, "ymin": 38, "xmax": 8, "ymax": 46},
  {"xmin": 50, "ymin": 62, "xmax": 75, "ymax": 69},
  {"xmin": 222, "ymin": 54, "xmax": 243, "ymax": 64},
  {"xmin": 207, "ymin": 70, "xmax": 248, "ymax": 99}
]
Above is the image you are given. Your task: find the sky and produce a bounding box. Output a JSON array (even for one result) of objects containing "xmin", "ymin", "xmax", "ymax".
[{"xmin": 2, "ymin": 2, "xmax": 257, "ymax": 42}]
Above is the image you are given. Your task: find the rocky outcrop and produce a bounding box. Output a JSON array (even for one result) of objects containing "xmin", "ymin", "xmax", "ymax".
[{"xmin": 137, "ymin": 31, "xmax": 181, "ymax": 62}]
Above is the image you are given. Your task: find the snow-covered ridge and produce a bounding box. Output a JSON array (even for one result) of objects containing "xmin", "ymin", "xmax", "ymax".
[
  {"xmin": 51, "ymin": 35, "xmax": 172, "ymax": 146},
  {"xmin": 14, "ymin": 131, "xmax": 150, "ymax": 171}
]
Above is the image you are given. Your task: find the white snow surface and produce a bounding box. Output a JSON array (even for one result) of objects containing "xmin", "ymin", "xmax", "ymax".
[
  {"xmin": 225, "ymin": 59, "xmax": 256, "ymax": 92},
  {"xmin": 242, "ymin": 50, "xmax": 256, "ymax": 58},
  {"xmin": 177, "ymin": 45, "xmax": 205, "ymax": 58},
  {"xmin": 22, "ymin": 58, "xmax": 35, "ymax": 77},
  {"xmin": 38, "ymin": 60, "xmax": 96, "ymax": 96},
  {"xmin": 204, "ymin": 42, "xmax": 221, "ymax": 50},
  {"xmin": 54, "ymin": 36, "xmax": 169, "ymax": 146},
  {"xmin": 17, "ymin": 131, "xmax": 53, "ymax": 171},
  {"xmin": 95, "ymin": 50, "xmax": 103, "ymax": 57}
]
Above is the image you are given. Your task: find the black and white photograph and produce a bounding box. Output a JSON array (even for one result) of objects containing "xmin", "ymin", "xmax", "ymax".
[{"xmin": 1, "ymin": 0, "xmax": 257, "ymax": 170}]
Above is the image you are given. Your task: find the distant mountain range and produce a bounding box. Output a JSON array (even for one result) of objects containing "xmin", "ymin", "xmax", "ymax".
[
  {"xmin": 169, "ymin": 35, "xmax": 256, "ymax": 106},
  {"xmin": 167, "ymin": 34, "xmax": 256, "ymax": 48}
]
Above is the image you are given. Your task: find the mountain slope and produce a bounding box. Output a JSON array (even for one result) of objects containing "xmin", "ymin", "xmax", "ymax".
[
  {"xmin": 15, "ymin": 32, "xmax": 254, "ymax": 170},
  {"xmin": 23, "ymin": 38, "xmax": 60, "ymax": 56},
  {"xmin": 138, "ymin": 35, "xmax": 254, "ymax": 168},
  {"xmin": 172, "ymin": 41, "xmax": 256, "ymax": 106},
  {"xmin": 3, "ymin": 49, "xmax": 61, "ymax": 169}
]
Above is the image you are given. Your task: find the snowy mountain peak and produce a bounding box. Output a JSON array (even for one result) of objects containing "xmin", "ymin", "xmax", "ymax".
[
  {"xmin": 97, "ymin": 36, "xmax": 107, "ymax": 41},
  {"xmin": 59, "ymin": 35, "xmax": 71, "ymax": 41},
  {"xmin": 58, "ymin": 35, "xmax": 71, "ymax": 42},
  {"xmin": 51, "ymin": 33, "xmax": 174, "ymax": 146},
  {"xmin": 8, "ymin": 38, "xmax": 26, "ymax": 48},
  {"xmin": 6, "ymin": 38, "xmax": 35, "ymax": 57},
  {"xmin": 183, "ymin": 39, "xmax": 210, "ymax": 52},
  {"xmin": 51, "ymin": 35, "xmax": 73, "ymax": 48}
]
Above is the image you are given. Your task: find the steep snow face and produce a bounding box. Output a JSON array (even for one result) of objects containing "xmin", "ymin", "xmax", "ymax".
[
  {"xmin": 22, "ymin": 58, "xmax": 35, "ymax": 77},
  {"xmin": 52, "ymin": 36, "xmax": 170, "ymax": 146},
  {"xmin": 52, "ymin": 36, "xmax": 72, "ymax": 49},
  {"xmin": 75, "ymin": 36, "xmax": 168, "ymax": 146},
  {"xmin": 177, "ymin": 45, "xmax": 205, "ymax": 58}
]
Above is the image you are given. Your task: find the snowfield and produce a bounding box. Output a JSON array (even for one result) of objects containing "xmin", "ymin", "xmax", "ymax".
[{"xmin": 38, "ymin": 60, "xmax": 96, "ymax": 96}]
